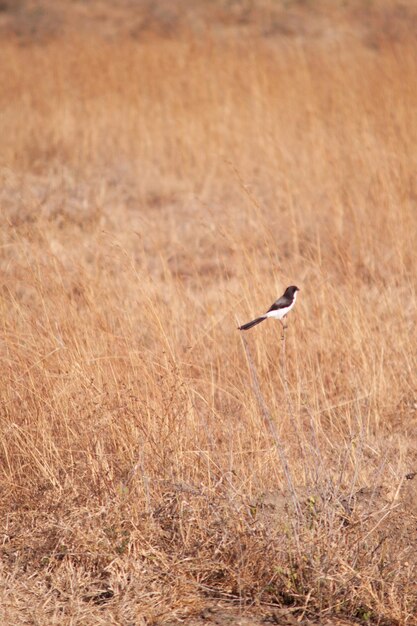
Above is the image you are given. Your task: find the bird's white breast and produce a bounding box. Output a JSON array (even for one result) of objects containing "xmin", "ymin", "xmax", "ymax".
[{"xmin": 265, "ymin": 291, "xmax": 297, "ymax": 321}]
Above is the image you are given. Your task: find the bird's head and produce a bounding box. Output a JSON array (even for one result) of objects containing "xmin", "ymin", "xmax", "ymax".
[{"xmin": 285, "ymin": 285, "xmax": 300, "ymax": 297}]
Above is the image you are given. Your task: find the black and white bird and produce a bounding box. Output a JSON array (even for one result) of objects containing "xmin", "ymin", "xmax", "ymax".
[{"xmin": 238, "ymin": 285, "xmax": 300, "ymax": 331}]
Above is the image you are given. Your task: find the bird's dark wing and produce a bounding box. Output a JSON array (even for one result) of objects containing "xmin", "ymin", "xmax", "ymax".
[{"xmin": 267, "ymin": 294, "xmax": 292, "ymax": 312}]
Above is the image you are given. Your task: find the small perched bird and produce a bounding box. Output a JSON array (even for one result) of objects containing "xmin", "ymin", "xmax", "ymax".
[{"xmin": 238, "ymin": 285, "xmax": 300, "ymax": 331}]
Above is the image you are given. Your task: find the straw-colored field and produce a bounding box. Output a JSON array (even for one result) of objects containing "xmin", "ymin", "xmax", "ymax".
[{"xmin": 0, "ymin": 2, "xmax": 416, "ymax": 624}]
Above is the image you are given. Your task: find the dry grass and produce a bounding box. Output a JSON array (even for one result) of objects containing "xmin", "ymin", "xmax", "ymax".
[{"xmin": 0, "ymin": 25, "xmax": 417, "ymax": 626}]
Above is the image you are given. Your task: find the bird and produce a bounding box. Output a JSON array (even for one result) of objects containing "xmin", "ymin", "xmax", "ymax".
[{"xmin": 238, "ymin": 285, "xmax": 300, "ymax": 331}]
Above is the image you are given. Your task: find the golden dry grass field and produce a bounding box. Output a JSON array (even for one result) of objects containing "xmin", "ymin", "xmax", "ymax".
[{"xmin": 0, "ymin": 2, "xmax": 417, "ymax": 624}]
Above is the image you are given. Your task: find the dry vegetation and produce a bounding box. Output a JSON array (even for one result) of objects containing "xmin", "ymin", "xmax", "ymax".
[{"xmin": 0, "ymin": 4, "xmax": 417, "ymax": 624}]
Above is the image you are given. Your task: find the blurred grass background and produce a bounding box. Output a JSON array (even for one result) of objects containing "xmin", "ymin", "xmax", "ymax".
[{"xmin": 0, "ymin": 1, "xmax": 416, "ymax": 624}]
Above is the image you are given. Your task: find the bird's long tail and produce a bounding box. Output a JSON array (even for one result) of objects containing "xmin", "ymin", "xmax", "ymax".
[{"xmin": 238, "ymin": 316, "xmax": 266, "ymax": 331}]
